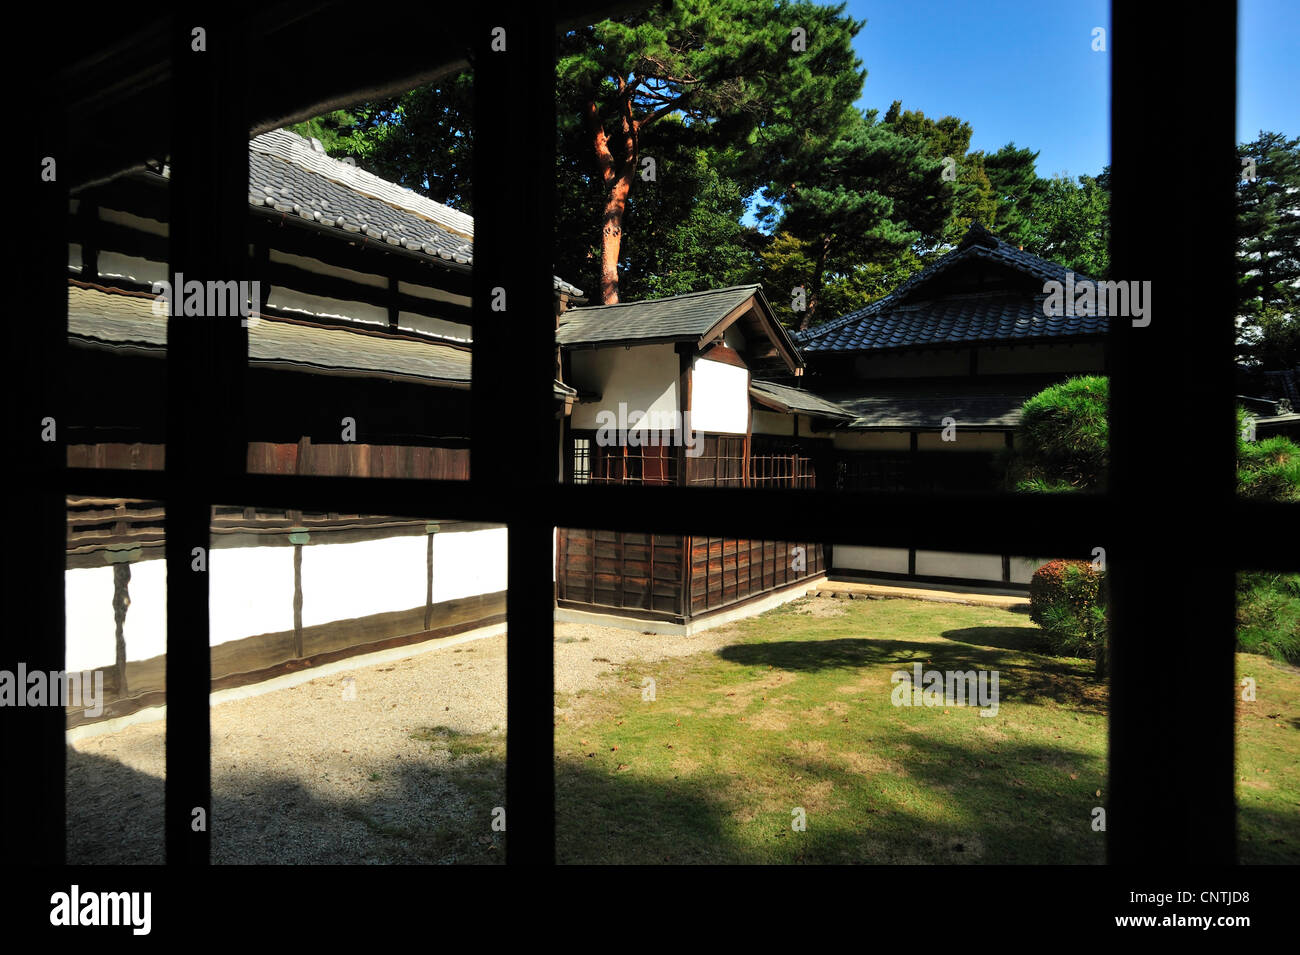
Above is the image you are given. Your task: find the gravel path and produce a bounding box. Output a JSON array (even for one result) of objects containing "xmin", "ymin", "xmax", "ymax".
[{"xmin": 66, "ymin": 617, "xmax": 755, "ymax": 864}]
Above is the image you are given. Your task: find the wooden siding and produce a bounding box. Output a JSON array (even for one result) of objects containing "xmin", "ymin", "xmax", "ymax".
[
  {"xmin": 556, "ymin": 528, "xmax": 685, "ymax": 616},
  {"xmin": 687, "ymin": 536, "xmax": 823, "ymax": 615},
  {"xmin": 556, "ymin": 528, "xmax": 822, "ymax": 621}
]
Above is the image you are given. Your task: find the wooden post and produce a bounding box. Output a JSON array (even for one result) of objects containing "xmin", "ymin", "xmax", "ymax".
[
  {"xmin": 112, "ymin": 561, "xmax": 131, "ymax": 694},
  {"xmin": 292, "ymin": 543, "xmax": 304, "ymax": 658}
]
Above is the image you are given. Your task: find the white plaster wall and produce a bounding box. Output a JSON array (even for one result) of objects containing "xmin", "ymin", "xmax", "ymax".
[
  {"xmin": 97, "ymin": 251, "xmax": 167, "ymax": 286},
  {"xmin": 269, "ymin": 248, "xmax": 385, "ymax": 288},
  {"xmin": 266, "ymin": 286, "xmax": 387, "ymax": 326},
  {"xmin": 691, "ymin": 357, "xmax": 749, "ymax": 434},
  {"xmin": 398, "ymin": 281, "xmax": 471, "ymax": 308},
  {"xmin": 301, "ymin": 536, "xmax": 427, "ymax": 626},
  {"xmin": 832, "ymin": 545, "xmax": 910, "ymax": 575},
  {"xmin": 100, "ymin": 207, "xmax": 168, "ymax": 237},
  {"xmin": 914, "ymin": 550, "xmax": 1005, "ymax": 581},
  {"xmin": 62, "ymin": 528, "xmax": 510, "ymax": 668},
  {"xmin": 832, "ymin": 431, "xmax": 911, "ymax": 451},
  {"xmin": 124, "ymin": 559, "xmax": 168, "ymax": 661},
  {"xmin": 397, "ymin": 312, "xmax": 471, "ymax": 341},
  {"xmin": 432, "ymin": 527, "xmax": 509, "ymax": 603},
  {"xmin": 916, "ymin": 431, "xmax": 1008, "ymax": 451},
  {"xmin": 65, "ymin": 567, "xmax": 117, "ymax": 672},
  {"xmin": 65, "ymin": 561, "xmax": 171, "ymax": 671},
  {"xmin": 210, "ymin": 547, "xmax": 297, "ymax": 642},
  {"xmin": 752, "ymin": 410, "xmax": 794, "ymax": 436},
  {"xmin": 570, "ymin": 344, "xmax": 679, "ymax": 433},
  {"xmin": 1009, "ymin": 556, "xmax": 1049, "ymax": 585}
]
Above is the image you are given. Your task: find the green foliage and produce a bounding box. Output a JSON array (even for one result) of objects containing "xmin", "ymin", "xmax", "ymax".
[
  {"xmin": 1029, "ymin": 559, "xmax": 1108, "ymax": 668},
  {"xmin": 758, "ymin": 109, "xmax": 950, "ymax": 327},
  {"xmin": 1005, "ymin": 376, "xmax": 1109, "ymax": 492},
  {"xmin": 328, "ymin": 75, "xmax": 475, "ymax": 212},
  {"xmin": 557, "ymin": 0, "xmax": 867, "ymax": 300},
  {"xmin": 1236, "ymin": 131, "xmax": 1300, "ymax": 367},
  {"xmin": 1236, "ymin": 405, "xmax": 1300, "ymax": 502},
  {"xmin": 879, "ymin": 102, "xmax": 993, "ymax": 250},
  {"xmin": 286, "ymin": 109, "xmax": 357, "ymax": 153},
  {"xmin": 1020, "ymin": 169, "xmax": 1111, "ymax": 278},
  {"xmin": 1236, "ymin": 571, "xmax": 1300, "ymax": 663},
  {"xmin": 983, "ymin": 142, "xmax": 1047, "ymax": 250}
]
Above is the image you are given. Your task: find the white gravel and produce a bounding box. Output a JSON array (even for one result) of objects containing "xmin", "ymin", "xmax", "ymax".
[{"xmin": 65, "ymin": 617, "xmax": 754, "ymax": 864}]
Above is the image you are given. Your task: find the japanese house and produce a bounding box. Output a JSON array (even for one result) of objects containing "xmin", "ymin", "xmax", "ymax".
[
  {"xmin": 64, "ymin": 128, "xmax": 585, "ymax": 726},
  {"xmin": 782, "ymin": 222, "xmax": 1111, "ymax": 588},
  {"xmin": 554, "ymin": 285, "xmax": 837, "ymax": 629}
]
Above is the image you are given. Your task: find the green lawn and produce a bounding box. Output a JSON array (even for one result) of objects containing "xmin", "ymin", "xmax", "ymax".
[
  {"xmin": 396, "ymin": 596, "xmax": 1299, "ymax": 863},
  {"xmin": 554, "ymin": 596, "xmax": 1110, "ymax": 864},
  {"xmin": 1236, "ymin": 653, "xmax": 1300, "ymax": 864}
]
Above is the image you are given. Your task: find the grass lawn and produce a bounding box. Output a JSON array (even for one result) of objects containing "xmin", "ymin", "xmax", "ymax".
[
  {"xmin": 554, "ymin": 595, "xmax": 1109, "ymax": 864},
  {"xmin": 1236, "ymin": 652, "xmax": 1300, "ymax": 864},
  {"xmin": 392, "ymin": 596, "xmax": 1299, "ymax": 863}
]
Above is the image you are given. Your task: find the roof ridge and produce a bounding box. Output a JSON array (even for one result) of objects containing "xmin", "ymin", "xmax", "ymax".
[
  {"xmin": 247, "ymin": 133, "xmax": 583, "ymax": 297},
  {"xmin": 801, "ymin": 222, "xmax": 1095, "ymax": 343},
  {"xmin": 250, "ymin": 129, "xmax": 476, "ymax": 239},
  {"xmin": 566, "ymin": 283, "xmax": 760, "ymax": 313}
]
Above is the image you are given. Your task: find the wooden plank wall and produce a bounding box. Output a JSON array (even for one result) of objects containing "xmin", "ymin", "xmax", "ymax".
[
  {"xmin": 67, "ymin": 441, "xmax": 470, "ymax": 480},
  {"xmin": 247, "ymin": 440, "xmax": 469, "ymax": 479},
  {"xmin": 687, "ymin": 536, "xmax": 824, "ymax": 616},
  {"xmin": 557, "ymin": 528, "xmax": 823, "ymax": 620},
  {"xmin": 556, "ymin": 528, "xmax": 684, "ymax": 615}
]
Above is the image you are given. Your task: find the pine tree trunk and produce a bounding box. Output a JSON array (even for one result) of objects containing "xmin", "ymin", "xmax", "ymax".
[
  {"xmin": 802, "ymin": 235, "xmax": 833, "ymax": 331},
  {"xmin": 600, "ymin": 168, "xmax": 634, "ymax": 304}
]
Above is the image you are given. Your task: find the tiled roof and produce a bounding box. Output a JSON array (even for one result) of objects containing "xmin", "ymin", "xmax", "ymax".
[
  {"xmin": 750, "ymin": 379, "xmax": 853, "ymax": 419},
  {"xmin": 1261, "ymin": 366, "xmax": 1300, "ymax": 406},
  {"xmin": 796, "ymin": 223, "xmax": 1108, "ymax": 353},
  {"xmin": 557, "ymin": 284, "xmax": 761, "ymax": 346},
  {"xmin": 69, "ymin": 282, "xmax": 472, "ymax": 386},
  {"xmin": 247, "ymin": 130, "xmax": 584, "ymax": 298},
  {"xmin": 816, "ymin": 385, "xmax": 1035, "ymax": 430}
]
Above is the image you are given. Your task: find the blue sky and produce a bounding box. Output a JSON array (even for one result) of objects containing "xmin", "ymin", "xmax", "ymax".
[{"xmin": 845, "ymin": 0, "xmax": 1298, "ymax": 181}]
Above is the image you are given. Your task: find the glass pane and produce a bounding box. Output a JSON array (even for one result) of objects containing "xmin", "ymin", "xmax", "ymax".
[
  {"xmin": 555, "ymin": 527, "xmax": 1108, "ymax": 863},
  {"xmin": 65, "ymin": 496, "xmax": 167, "ymax": 864},
  {"xmin": 208, "ymin": 509, "xmax": 507, "ymax": 863}
]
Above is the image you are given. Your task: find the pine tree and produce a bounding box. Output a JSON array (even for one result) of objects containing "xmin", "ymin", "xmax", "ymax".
[
  {"xmin": 558, "ymin": 0, "xmax": 865, "ymax": 302},
  {"xmin": 1236, "ymin": 131, "xmax": 1300, "ymax": 367}
]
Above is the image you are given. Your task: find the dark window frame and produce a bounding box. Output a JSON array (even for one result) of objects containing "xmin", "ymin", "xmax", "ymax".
[{"xmin": 15, "ymin": 1, "xmax": 1296, "ymax": 869}]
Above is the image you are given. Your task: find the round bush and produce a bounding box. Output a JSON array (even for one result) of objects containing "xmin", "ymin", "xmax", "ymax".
[{"xmin": 1030, "ymin": 559, "xmax": 1108, "ymax": 667}]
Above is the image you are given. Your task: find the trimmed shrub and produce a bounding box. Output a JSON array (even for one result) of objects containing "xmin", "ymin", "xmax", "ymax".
[
  {"xmin": 1005, "ymin": 376, "xmax": 1109, "ymax": 492},
  {"xmin": 1237, "ymin": 406, "xmax": 1300, "ymax": 502},
  {"xmin": 1030, "ymin": 559, "xmax": 1108, "ymax": 670},
  {"xmin": 1237, "ymin": 571, "xmax": 1300, "ymax": 663}
]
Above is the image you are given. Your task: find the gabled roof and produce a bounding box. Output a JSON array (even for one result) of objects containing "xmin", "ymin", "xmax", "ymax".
[
  {"xmin": 750, "ymin": 380, "xmax": 853, "ymax": 420},
  {"xmin": 557, "ymin": 284, "xmax": 804, "ymax": 374},
  {"xmin": 247, "ymin": 129, "xmax": 584, "ymax": 298},
  {"xmin": 796, "ymin": 223, "xmax": 1108, "ymax": 353}
]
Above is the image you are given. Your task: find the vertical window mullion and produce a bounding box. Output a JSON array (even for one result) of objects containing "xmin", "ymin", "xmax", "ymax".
[
  {"xmin": 164, "ymin": 11, "xmax": 248, "ymax": 865},
  {"xmin": 473, "ymin": 0, "xmax": 559, "ymax": 864}
]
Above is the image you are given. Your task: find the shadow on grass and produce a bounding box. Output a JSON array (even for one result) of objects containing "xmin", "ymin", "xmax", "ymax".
[
  {"xmin": 555, "ymin": 732, "xmax": 1107, "ymax": 864},
  {"xmin": 66, "ymin": 726, "xmax": 1107, "ymax": 865},
  {"xmin": 1238, "ymin": 802, "xmax": 1300, "ymax": 864},
  {"xmin": 717, "ymin": 637, "xmax": 1104, "ymax": 713},
  {"xmin": 941, "ymin": 625, "xmax": 1047, "ymax": 653}
]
